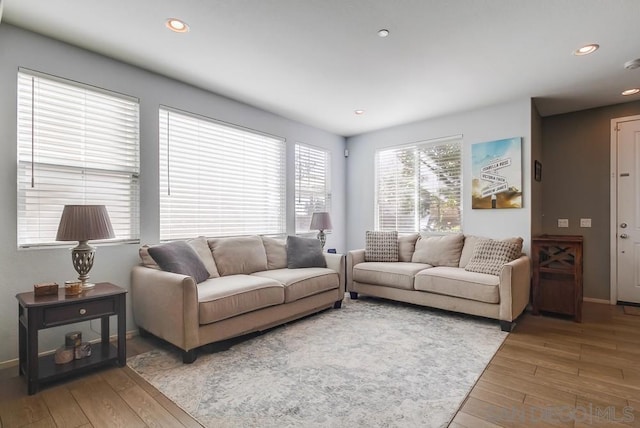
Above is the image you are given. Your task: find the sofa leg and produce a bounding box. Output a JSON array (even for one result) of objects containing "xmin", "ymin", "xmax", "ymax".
[
  {"xmin": 138, "ymin": 327, "xmax": 152, "ymax": 338},
  {"xmin": 500, "ymin": 321, "xmax": 515, "ymax": 332},
  {"xmin": 182, "ymin": 349, "xmax": 197, "ymax": 364},
  {"xmin": 349, "ymin": 292, "xmax": 358, "ymax": 300},
  {"xmin": 333, "ymin": 300, "xmax": 343, "ymax": 309}
]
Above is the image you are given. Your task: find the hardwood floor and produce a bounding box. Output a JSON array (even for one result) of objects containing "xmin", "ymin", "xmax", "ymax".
[
  {"xmin": 0, "ymin": 335, "xmax": 203, "ymax": 428},
  {"xmin": 1, "ymin": 302, "xmax": 638, "ymax": 427},
  {"xmin": 452, "ymin": 302, "xmax": 640, "ymax": 427}
]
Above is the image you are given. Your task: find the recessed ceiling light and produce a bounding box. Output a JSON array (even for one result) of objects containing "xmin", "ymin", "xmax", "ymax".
[
  {"xmin": 377, "ymin": 29, "xmax": 390, "ymax": 38},
  {"xmin": 622, "ymin": 88, "xmax": 640, "ymax": 96},
  {"xmin": 166, "ymin": 18, "xmax": 189, "ymax": 33},
  {"xmin": 624, "ymin": 59, "xmax": 640, "ymax": 70},
  {"xmin": 573, "ymin": 44, "xmax": 599, "ymax": 56},
  {"xmin": 354, "ymin": 109, "xmax": 365, "ymax": 115}
]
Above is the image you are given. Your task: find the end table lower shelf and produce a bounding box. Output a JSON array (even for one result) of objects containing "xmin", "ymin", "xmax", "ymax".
[{"xmin": 22, "ymin": 343, "xmax": 120, "ymax": 385}]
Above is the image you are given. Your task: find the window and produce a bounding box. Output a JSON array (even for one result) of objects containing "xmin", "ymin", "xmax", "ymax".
[
  {"xmin": 375, "ymin": 136, "xmax": 462, "ymax": 233},
  {"xmin": 17, "ymin": 70, "xmax": 140, "ymax": 247},
  {"xmin": 295, "ymin": 143, "xmax": 331, "ymax": 233},
  {"xmin": 159, "ymin": 108, "xmax": 286, "ymax": 240}
]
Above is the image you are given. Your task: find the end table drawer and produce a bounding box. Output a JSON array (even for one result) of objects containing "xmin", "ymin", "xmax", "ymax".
[{"xmin": 43, "ymin": 299, "xmax": 115, "ymax": 326}]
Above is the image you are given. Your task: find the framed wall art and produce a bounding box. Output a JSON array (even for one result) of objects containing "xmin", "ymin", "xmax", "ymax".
[{"xmin": 471, "ymin": 137, "xmax": 522, "ymax": 209}]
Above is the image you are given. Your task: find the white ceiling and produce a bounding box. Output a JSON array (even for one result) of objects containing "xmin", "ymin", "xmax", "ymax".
[{"xmin": 2, "ymin": 0, "xmax": 640, "ymax": 137}]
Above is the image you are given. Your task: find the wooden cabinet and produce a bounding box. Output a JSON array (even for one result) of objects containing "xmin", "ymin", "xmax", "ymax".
[{"xmin": 532, "ymin": 235, "xmax": 583, "ymax": 322}]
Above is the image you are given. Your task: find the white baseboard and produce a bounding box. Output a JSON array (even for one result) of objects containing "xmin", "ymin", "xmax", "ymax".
[
  {"xmin": 0, "ymin": 329, "xmax": 139, "ymax": 370},
  {"xmin": 583, "ymin": 297, "xmax": 613, "ymax": 305}
]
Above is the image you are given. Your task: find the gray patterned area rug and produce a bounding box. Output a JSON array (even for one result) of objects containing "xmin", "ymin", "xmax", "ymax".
[{"xmin": 127, "ymin": 297, "xmax": 507, "ymax": 427}]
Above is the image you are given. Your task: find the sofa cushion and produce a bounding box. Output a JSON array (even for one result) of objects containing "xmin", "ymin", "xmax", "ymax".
[
  {"xmin": 197, "ymin": 275, "xmax": 284, "ymax": 324},
  {"xmin": 353, "ymin": 262, "xmax": 432, "ymax": 290},
  {"xmin": 365, "ymin": 230, "xmax": 399, "ymax": 262},
  {"xmin": 459, "ymin": 235, "xmax": 524, "ymax": 268},
  {"xmin": 261, "ymin": 236, "xmax": 288, "ymax": 270},
  {"xmin": 398, "ymin": 233, "xmax": 420, "ymax": 262},
  {"xmin": 465, "ymin": 238, "xmax": 522, "ymax": 276},
  {"xmin": 187, "ymin": 236, "xmax": 220, "ymax": 278},
  {"xmin": 148, "ymin": 241, "xmax": 210, "ymax": 284},
  {"xmin": 287, "ymin": 236, "xmax": 327, "ymax": 268},
  {"xmin": 253, "ymin": 268, "xmax": 339, "ymax": 303},
  {"xmin": 459, "ymin": 235, "xmax": 482, "ymax": 268},
  {"xmin": 412, "ymin": 233, "xmax": 464, "ymax": 267},
  {"xmin": 209, "ymin": 236, "xmax": 268, "ymax": 276},
  {"xmin": 414, "ymin": 267, "xmax": 500, "ymax": 304}
]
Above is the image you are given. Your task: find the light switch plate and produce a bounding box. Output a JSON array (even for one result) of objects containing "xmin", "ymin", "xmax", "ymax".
[
  {"xmin": 580, "ymin": 218, "xmax": 592, "ymax": 228},
  {"xmin": 558, "ymin": 219, "xmax": 569, "ymax": 228}
]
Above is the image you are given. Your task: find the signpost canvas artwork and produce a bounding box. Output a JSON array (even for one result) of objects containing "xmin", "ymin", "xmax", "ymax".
[{"xmin": 471, "ymin": 137, "xmax": 522, "ymax": 209}]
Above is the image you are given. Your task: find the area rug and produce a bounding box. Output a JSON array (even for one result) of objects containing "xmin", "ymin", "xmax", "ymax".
[{"xmin": 127, "ymin": 298, "xmax": 507, "ymax": 427}]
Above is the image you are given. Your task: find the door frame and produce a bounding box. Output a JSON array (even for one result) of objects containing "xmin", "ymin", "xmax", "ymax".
[{"xmin": 610, "ymin": 114, "xmax": 640, "ymax": 304}]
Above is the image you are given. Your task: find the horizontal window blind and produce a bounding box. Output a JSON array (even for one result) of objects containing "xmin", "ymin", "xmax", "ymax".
[
  {"xmin": 375, "ymin": 137, "xmax": 462, "ymax": 233},
  {"xmin": 295, "ymin": 143, "xmax": 331, "ymax": 233},
  {"xmin": 17, "ymin": 70, "xmax": 140, "ymax": 247},
  {"xmin": 159, "ymin": 108, "xmax": 286, "ymax": 240}
]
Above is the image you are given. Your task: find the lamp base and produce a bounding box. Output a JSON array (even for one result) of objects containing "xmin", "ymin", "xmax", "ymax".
[
  {"xmin": 71, "ymin": 241, "xmax": 96, "ymax": 290},
  {"xmin": 317, "ymin": 230, "xmax": 326, "ymax": 249},
  {"xmin": 81, "ymin": 282, "xmax": 96, "ymax": 290}
]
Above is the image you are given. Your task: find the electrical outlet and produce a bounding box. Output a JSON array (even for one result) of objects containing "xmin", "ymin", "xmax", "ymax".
[
  {"xmin": 580, "ymin": 218, "xmax": 592, "ymax": 228},
  {"xmin": 558, "ymin": 219, "xmax": 569, "ymax": 228}
]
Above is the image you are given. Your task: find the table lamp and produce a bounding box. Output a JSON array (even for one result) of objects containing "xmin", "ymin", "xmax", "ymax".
[
  {"xmin": 310, "ymin": 212, "xmax": 332, "ymax": 249},
  {"xmin": 56, "ymin": 205, "xmax": 115, "ymax": 290}
]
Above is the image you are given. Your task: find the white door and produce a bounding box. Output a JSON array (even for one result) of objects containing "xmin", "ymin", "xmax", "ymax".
[{"xmin": 616, "ymin": 117, "xmax": 640, "ymax": 303}]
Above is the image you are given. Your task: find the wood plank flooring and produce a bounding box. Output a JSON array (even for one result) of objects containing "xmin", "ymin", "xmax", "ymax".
[
  {"xmin": 0, "ymin": 336, "xmax": 203, "ymax": 428},
  {"xmin": 1, "ymin": 302, "xmax": 638, "ymax": 427},
  {"xmin": 453, "ymin": 302, "xmax": 640, "ymax": 427}
]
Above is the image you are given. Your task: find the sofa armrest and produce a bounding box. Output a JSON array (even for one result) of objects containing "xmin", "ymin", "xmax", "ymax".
[
  {"xmin": 346, "ymin": 249, "xmax": 365, "ymax": 291},
  {"xmin": 498, "ymin": 255, "xmax": 531, "ymax": 322},
  {"xmin": 324, "ymin": 252, "xmax": 346, "ymax": 293},
  {"xmin": 131, "ymin": 265, "xmax": 200, "ymax": 351}
]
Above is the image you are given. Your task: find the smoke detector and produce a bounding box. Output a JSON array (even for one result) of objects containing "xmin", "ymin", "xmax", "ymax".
[{"xmin": 624, "ymin": 59, "xmax": 640, "ymax": 70}]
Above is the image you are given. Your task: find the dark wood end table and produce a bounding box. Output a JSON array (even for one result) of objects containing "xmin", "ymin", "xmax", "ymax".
[{"xmin": 16, "ymin": 282, "xmax": 127, "ymax": 395}]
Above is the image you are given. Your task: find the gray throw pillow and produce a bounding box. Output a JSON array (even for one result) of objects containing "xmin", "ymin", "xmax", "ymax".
[
  {"xmin": 286, "ymin": 236, "xmax": 327, "ymax": 268},
  {"xmin": 148, "ymin": 241, "xmax": 210, "ymax": 283},
  {"xmin": 365, "ymin": 230, "xmax": 399, "ymax": 262}
]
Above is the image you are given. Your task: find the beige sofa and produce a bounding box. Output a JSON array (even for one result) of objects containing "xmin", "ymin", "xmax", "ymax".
[
  {"xmin": 132, "ymin": 235, "xmax": 344, "ymax": 363},
  {"xmin": 347, "ymin": 233, "xmax": 530, "ymax": 331}
]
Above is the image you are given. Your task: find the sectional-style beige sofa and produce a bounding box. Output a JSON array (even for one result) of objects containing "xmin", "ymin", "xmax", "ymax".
[
  {"xmin": 132, "ymin": 235, "xmax": 344, "ymax": 363},
  {"xmin": 347, "ymin": 233, "xmax": 531, "ymax": 331}
]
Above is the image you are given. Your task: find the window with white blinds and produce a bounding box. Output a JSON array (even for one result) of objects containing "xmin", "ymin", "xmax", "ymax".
[
  {"xmin": 375, "ymin": 136, "xmax": 462, "ymax": 233},
  {"xmin": 295, "ymin": 143, "xmax": 331, "ymax": 233},
  {"xmin": 159, "ymin": 108, "xmax": 286, "ymax": 240},
  {"xmin": 17, "ymin": 70, "xmax": 140, "ymax": 248}
]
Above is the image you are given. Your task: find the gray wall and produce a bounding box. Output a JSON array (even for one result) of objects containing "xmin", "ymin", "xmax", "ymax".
[
  {"xmin": 0, "ymin": 24, "xmax": 346, "ymax": 364},
  {"xmin": 530, "ymin": 102, "xmax": 543, "ymax": 237},
  {"xmin": 346, "ymin": 99, "xmax": 533, "ymax": 252},
  {"xmin": 541, "ymin": 100, "xmax": 640, "ymax": 301}
]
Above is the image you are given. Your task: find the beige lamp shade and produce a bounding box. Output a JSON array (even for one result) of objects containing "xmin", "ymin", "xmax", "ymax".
[
  {"xmin": 56, "ymin": 205, "xmax": 115, "ymax": 242},
  {"xmin": 56, "ymin": 205, "xmax": 115, "ymax": 290},
  {"xmin": 310, "ymin": 212, "xmax": 333, "ymax": 231}
]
